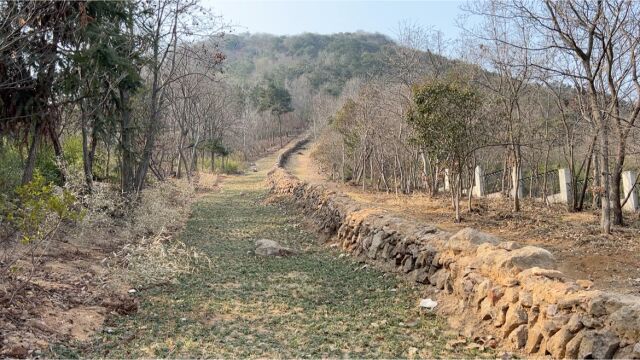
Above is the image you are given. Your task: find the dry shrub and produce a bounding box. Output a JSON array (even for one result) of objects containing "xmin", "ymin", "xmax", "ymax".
[
  {"xmin": 69, "ymin": 178, "xmax": 202, "ymax": 290},
  {"xmin": 69, "ymin": 182, "xmax": 129, "ymax": 247},
  {"xmin": 193, "ymin": 172, "xmax": 220, "ymax": 192},
  {"xmin": 131, "ymin": 179, "xmax": 194, "ymax": 236},
  {"xmin": 113, "ymin": 179, "xmax": 207, "ymax": 289},
  {"xmin": 111, "ymin": 230, "xmax": 211, "ymax": 289}
]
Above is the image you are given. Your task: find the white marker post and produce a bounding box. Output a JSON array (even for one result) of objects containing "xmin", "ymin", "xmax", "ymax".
[
  {"xmin": 473, "ymin": 165, "xmax": 485, "ymax": 197},
  {"xmin": 622, "ymin": 170, "xmax": 639, "ymax": 212}
]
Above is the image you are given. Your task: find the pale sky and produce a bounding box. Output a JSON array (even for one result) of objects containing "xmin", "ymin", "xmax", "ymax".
[{"xmin": 204, "ymin": 0, "xmax": 466, "ymax": 39}]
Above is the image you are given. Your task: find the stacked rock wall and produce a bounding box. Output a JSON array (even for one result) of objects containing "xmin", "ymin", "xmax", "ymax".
[{"xmin": 267, "ymin": 137, "xmax": 640, "ymax": 359}]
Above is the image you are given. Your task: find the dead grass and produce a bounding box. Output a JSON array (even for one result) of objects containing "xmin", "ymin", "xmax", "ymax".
[{"xmin": 290, "ymin": 142, "xmax": 640, "ymax": 295}]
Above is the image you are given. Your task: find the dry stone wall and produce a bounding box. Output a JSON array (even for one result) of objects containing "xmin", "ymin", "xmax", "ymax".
[{"xmin": 267, "ymin": 137, "xmax": 640, "ymax": 359}]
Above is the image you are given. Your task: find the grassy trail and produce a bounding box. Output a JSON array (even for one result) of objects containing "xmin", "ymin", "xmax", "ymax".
[{"xmin": 83, "ymin": 154, "xmax": 476, "ymax": 358}]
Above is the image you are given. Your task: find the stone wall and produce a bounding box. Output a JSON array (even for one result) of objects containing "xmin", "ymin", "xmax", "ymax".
[{"xmin": 267, "ymin": 137, "xmax": 640, "ymax": 359}]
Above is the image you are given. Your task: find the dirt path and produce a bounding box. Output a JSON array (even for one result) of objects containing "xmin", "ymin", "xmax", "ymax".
[
  {"xmin": 287, "ymin": 143, "xmax": 640, "ymax": 295},
  {"xmin": 64, "ymin": 152, "xmax": 482, "ymax": 358}
]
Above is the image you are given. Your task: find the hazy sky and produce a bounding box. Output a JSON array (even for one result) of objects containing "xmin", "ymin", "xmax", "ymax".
[{"xmin": 204, "ymin": 1, "xmax": 466, "ymax": 39}]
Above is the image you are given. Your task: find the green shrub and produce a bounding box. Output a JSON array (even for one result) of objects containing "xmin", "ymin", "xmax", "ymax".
[
  {"xmin": 62, "ymin": 135, "xmax": 84, "ymax": 170},
  {"xmin": 35, "ymin": 145, "xmax": 63, "ymax": 186},
  {"xmin": 9, "ymin": 172, "xmax": 83, "ymax": 244},
  {"xmin": 0, "ymin": 144, "xmax": 23, "ymax": 195}
]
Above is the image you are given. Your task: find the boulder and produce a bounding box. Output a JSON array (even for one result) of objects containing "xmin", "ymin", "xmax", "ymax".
[
  {"xmin": 501, "ymin": 247, "xmax": 556, "ymax": 273},
  {"xmin": 255, "ymin": 239, "xmax": 295, "ymax": 257},
  {"xmin": 525, "ymin": 325, "xmax": 544, "ymax": 354},
  {"xmin": 429, "ymin": 269, "xmax": 449, "ymax": 290},
  {"xmin": 566, "ymin": 313, "xmax": 584, "ymax": 333},
  {"xmin": 578, "ymin": 330, "xmax": 620, "ymax": 359},
  {"xmin": 507, "ymin": 324, "xmax": 528, "ymax": 350},
  {"xmin": 565, "ymin": 331, "xmax": 584, "ymax": 359},
  {"xmin": 547, "ymin": 327, "xmax": 576, "ymax": 358},
  {"xmin": 367, "ymin": 231, "xmax": 387, "ymax": 259},
  {"xmin": 447, "ymin": 227, "xmax": 500, "ymax": 253},
  {"xmin": 503, "ymin": 304, "xmax": 528, "ymax": 336},
  {"xmin": 613, "ymin": 344, "xmax": 640, "ymax": 359},
  {"xmin": 608, "ymin": 303, "xmax": 640, "ymax": 340}
]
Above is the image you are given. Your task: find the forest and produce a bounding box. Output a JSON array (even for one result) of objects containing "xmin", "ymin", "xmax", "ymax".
[{"xmin": 1, "ymin": 0, "xmax": 640, "ymax": 358}]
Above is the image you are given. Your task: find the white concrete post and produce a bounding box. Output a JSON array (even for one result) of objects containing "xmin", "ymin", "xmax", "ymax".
[
  {"xmin": 558, "ymin": 168, "xmax": 573, "ymax": 206},
  {"xmin": 444, "ymin": 168, "xmax": 450, "ymax": 191},
  {"xmin": 622, "ymin": 170, "xmax": 639, "ymax": 212},
  {"xmin": 511, "ymin": 167, "xmax": 523, "ymax": 199},
  {"xmin": 473, "ymin": 165, "xmax": 485, "ymax": 197}
]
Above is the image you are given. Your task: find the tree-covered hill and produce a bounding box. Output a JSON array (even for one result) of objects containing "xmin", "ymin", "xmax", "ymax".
[{"xmin": 222, "ymin": 32, "xmax": 394, "ymax": 95}]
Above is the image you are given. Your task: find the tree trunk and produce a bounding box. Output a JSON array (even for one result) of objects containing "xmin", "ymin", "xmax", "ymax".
[
  {"xmin": 22, "ymin": 121, "xmax": 43, "ymax": 185},
  {"xmin": 598, "ymin": 123, "xmax": 612, "ymax": 234},
  {"xmin": 81, "ymin": 109, "xmax": 93, "ymax": 190},
  {"xmin": 513, "ymin": 145, "xmax": 521, "ymax": 212},
  {"xmin": 119, "ymin": 88, "xmax": 136, "ymax": 194},
  {"xmin": 49, "ymin": 124, "xmax": 67, "ymax": 184}
]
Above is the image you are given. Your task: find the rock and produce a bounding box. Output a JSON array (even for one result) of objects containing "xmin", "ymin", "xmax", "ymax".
[
  {"xmin": 581, "ymin": 316, "xmax": 604, "ymax": 329},
  {"xmin": 525, "ymin": 325, "xmax": 544, "ymax": 354},
  {"xmin": 613, "ymin": 344, "xmax": 640, "ymax": 359},
  {"xmin": 413, "ymin": 268, "xmax": 430, "ymax": 284},
  {"xmin": 608, "ymin": 304, "xmax": 640, "ymax": 340},
  {"xmin": 547, "ymin": 327, "xmax": 575, "ymax": 358},
  {"xmin": 519, "ymin": 291, "xmax": 533, "ymax": 307},
  {"xmin": 488, "ymin": 286, "xmax": 505, "ymax": 305},
  {"xmin": 565, "ymin": 331, "xmax": 584, "ymax": 359},
  {"xmin": 429, "ymin": 269, "xmax": 449, "ymax": 290},
  {"xmin": 402, "ymin": 255, "xmax": 415, "ymax": 273},
  {"xmin": 255, "ymin": 239, "xmax": 295, "ymax": 257},
  {"xmin": 566, "ymin": 314, "xmax": 584, "ymax": 333},
  {"xmin": 448, "ymin": 227, "xmax": 501, "ymax": 253},
  {"xmin": 367, "ymin": 231, "xmax": 386, "ymax": 259},
  {"xmin": 578, "ymin": 330, "xmax": 620, "ymax": 359},
  {"xmin": 503, "ymin": 304, "xmax": 528, "ymax": 336},
  {"xmin": 506, "ymin": 324, "xmax": 528, "ymax": 350},
  {"xmin": 503, "ymin": 287, "xmax": 519, "ymax": 304},
  {"xmin": 494, "ymin": 305, "xmax": 508, "ymax": 327}
]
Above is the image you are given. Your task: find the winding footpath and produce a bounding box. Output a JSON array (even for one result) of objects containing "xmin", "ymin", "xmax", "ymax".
[{"xmin": 79, "ymin": 151, "xmax": 480, "ymax": 358}]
